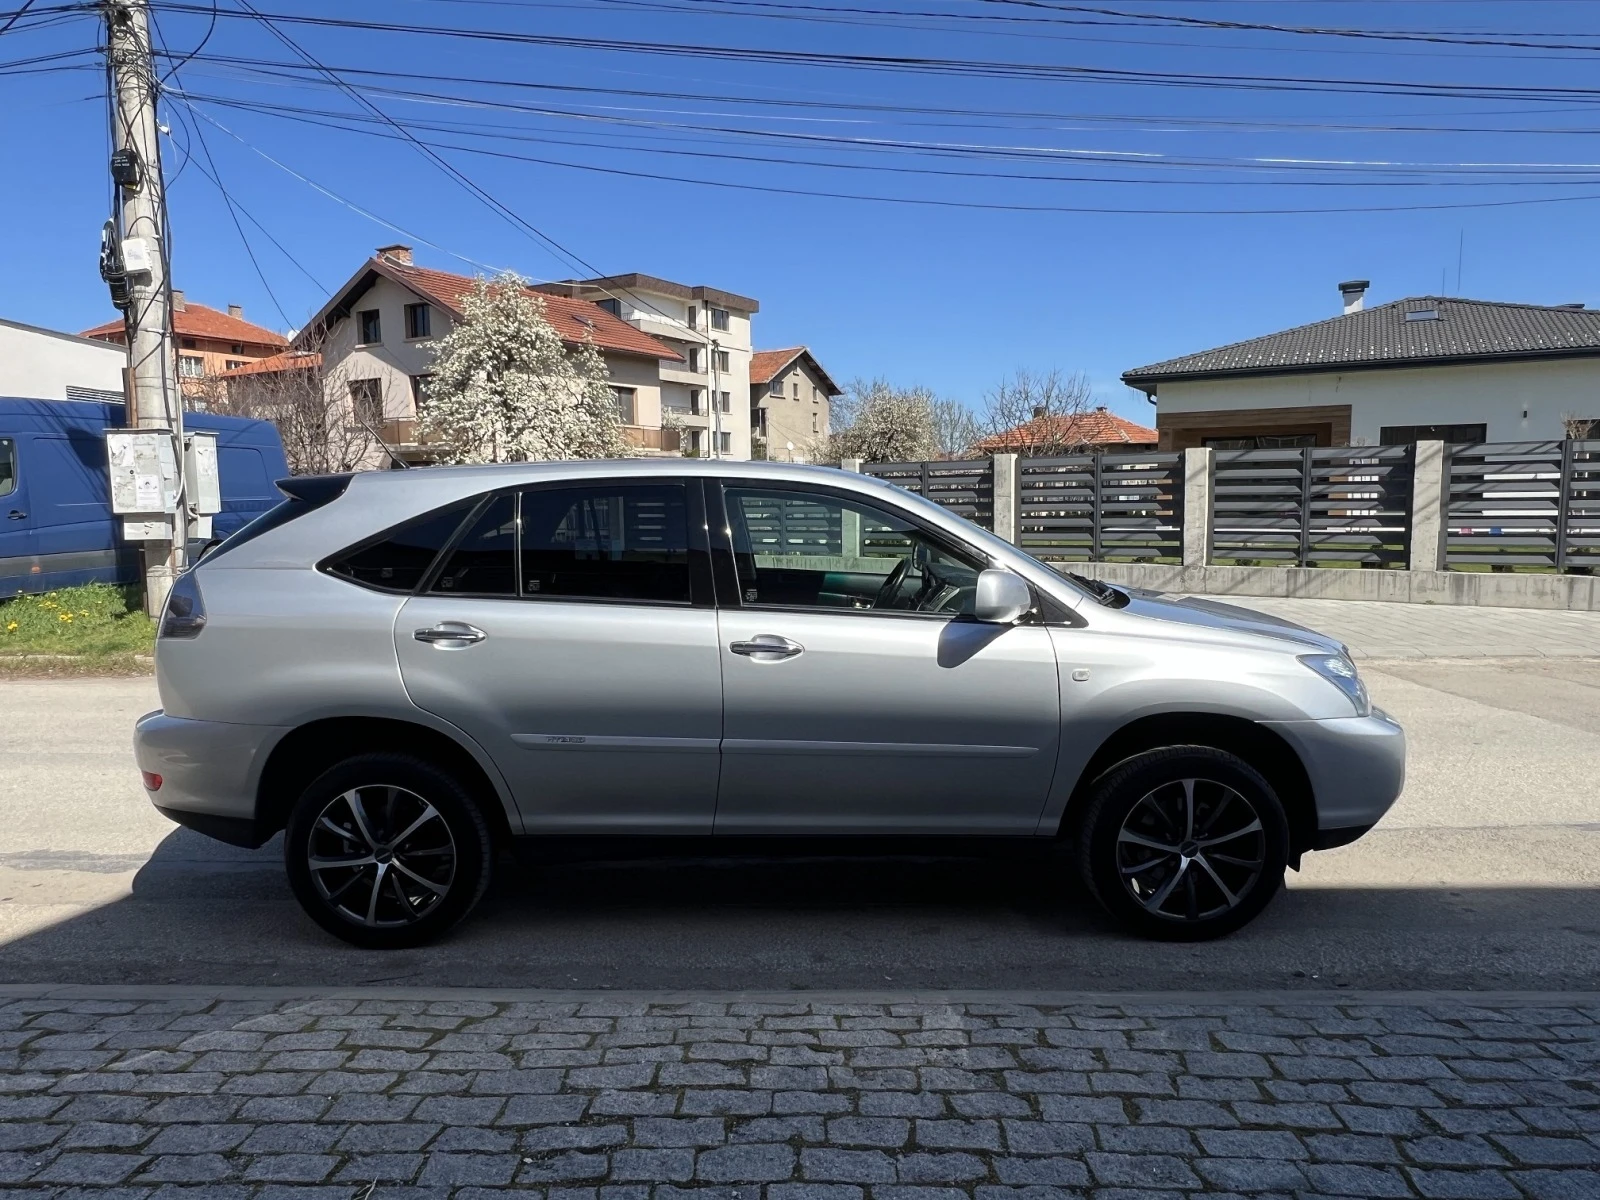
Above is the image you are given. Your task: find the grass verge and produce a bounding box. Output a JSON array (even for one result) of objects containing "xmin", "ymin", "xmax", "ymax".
[{"xmin": 0, "ymin": 584, "xmax": 155, "ymax": 676}]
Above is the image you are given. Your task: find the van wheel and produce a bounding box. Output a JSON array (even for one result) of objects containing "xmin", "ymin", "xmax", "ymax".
[
  {"xmin": 1076, "ymin": 746, "xmax": 1288, "ymax": 941},
  {"xmin": 283, "ymin": 753, "xmax": 492, "ymax": 949}
]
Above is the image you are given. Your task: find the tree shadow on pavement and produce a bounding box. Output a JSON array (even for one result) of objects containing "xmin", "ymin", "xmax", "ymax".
[{"xmin": 0, "ymin": 827, "xmax": 1597, "ymax": 992}]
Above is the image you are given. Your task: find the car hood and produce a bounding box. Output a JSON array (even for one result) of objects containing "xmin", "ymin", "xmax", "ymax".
[{"xmin": 1117, "ymin": 589, "xmax": 1348, "ymax": 656}]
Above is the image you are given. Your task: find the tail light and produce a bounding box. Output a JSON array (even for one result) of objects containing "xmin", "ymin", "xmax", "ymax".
[
  {"xmin": 159, "ymin": 571, "xmax": 207, "ymax": 639},
  {"xmin": 141, "ymin": 771, "xmax": 163, "ymax": 791}
]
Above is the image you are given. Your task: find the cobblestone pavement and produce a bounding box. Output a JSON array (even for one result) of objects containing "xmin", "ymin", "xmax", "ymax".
[
  {"xmin": 1, "ymin": 991, "xmax": 1598, "ymax": 1200},
  {"xmin": 1189, "ymin": 596, "xmax": 1600, "ymax": 661}
]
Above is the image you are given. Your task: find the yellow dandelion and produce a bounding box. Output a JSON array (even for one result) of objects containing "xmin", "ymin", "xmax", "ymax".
[
  {"xmin": 5, "ymin": 621, "xmax": 16, "ymax": 632},
  {"xmin": 59, "ymin": 612, "xmax": 72, "ymax": 623}
]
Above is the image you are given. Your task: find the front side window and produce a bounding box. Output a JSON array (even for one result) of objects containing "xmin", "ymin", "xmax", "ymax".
[
  {"xmin": 521, "ymin": 484, "xmax": 691, "ymax": 603},
  {"xmin": 326, "ymin": 498, "xmax": 478, "ymax": 592},
  {"xmin": 358, "ymin": 308, "xmax": 382, "ymax": 344},
  {"xmin": 725, "ymin": 487, "xmax": 982, "ymax": 616},
  {"xmin": 0, "ymin": 438, "xmax": 16, "ymax": 497}
]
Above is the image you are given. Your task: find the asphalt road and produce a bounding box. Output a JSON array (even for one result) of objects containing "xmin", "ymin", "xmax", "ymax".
[{"xmin": 2, "ymin": 658, "xmax": 1598, "ymax": 991}]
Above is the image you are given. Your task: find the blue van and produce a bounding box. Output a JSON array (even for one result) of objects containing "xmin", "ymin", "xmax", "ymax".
[{"xmin": 0, "ymin": 396, "xmax": 290, "ymax": 597}]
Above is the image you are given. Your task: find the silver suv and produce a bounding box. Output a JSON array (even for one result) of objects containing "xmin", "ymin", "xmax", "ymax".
[{"xmin": 135, "ymin": 459, "xmax": 1404, "ymax": 947}]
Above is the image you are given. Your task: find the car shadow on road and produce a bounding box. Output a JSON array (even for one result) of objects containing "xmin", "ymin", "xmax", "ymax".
[{"xmin": 1, "ymin": 827, "xmax": 1597, "ymax": 991}]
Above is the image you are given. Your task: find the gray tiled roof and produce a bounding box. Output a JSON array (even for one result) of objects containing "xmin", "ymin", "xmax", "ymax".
[{"xmin": 1122, "ymin": 297, "xmax": 1600, "ymax": 389}]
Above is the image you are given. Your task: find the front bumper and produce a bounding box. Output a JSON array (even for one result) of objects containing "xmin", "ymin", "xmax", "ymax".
[
  {"xmin": 133, "ymin": 709, "xmax": 288, "ymax": 848},
  {"xmin": 1266, "ymin": 706, "xmax": 1407, "ymax": 839}
]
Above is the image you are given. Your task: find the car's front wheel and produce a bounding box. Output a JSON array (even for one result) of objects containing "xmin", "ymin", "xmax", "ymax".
[
  {"xmin": 1077, "ymin": 746, "xmax": 1289, "ymax": 941},
  {"xmin": 283, "ymin": 753, "xmax": 492, "ymax": 948}
]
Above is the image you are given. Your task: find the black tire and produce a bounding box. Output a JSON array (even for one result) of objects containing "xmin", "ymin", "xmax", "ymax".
[
  {"xmin": 283, "ymin": 753, "xmax": 493, "ymax": 949},
  {"xmin": 1076, "ymin": 746, "xmax": 1288, "ymax": 941}
]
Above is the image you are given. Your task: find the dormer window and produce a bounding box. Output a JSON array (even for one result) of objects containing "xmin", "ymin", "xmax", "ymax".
[
  {"xmin": 597, "ymin": 298, "xmax": 622, "ymax": 318},
  {"xmin": 1405, "ymin": 307, "xmax": 1440, "ymax": 322}
]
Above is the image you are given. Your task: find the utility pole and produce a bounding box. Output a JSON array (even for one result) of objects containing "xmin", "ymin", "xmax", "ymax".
[
  {"xmin": 105, "ymin": 0, "xmax": 183, "ymax": 615},
  {"xmin": 710, "ymin": 337, "xmax": 723, "ymax": 459}
]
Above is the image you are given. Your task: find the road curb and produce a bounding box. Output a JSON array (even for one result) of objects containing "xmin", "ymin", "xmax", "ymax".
[{"xmin": 1, "ymin": 983, "xmax": 1598, "ymax": 1006}]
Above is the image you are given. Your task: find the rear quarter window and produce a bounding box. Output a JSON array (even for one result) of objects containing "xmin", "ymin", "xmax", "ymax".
[{"xmin": 325, "ymin": 498, "xmax": 480, "ymax": 593}]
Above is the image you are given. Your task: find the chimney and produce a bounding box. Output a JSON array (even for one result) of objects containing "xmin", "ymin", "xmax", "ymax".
[
  {"xmin": 1031, "ymin": 405, "xmax": 1046, "ymax": 419},
  {"xmin": 170, "ymin": 289, "xmax": 186, "ymax": 311},
  {"xmin": 228, "ymin": 304, "xmax": 243, "ymax": 319},
  {"xmin": 376, "ymin": 244, "xmax": 413, "ymax": 265},
  {"xmin": 1338, "ymin": 279, "xmax": 1370, "ymax": 315}
]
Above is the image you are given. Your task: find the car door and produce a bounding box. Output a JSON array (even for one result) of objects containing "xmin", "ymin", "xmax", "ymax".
[
  {"xmin": 710, "ymin": 481, "xmax": 1061, "ymax": 835},
  {"xmin": 0, "ymin": 436, "xmax": 38, "ymax": 596},
  {"xmin": 392, "ymin": 478, "xmax": 724, "ymax": 834}
]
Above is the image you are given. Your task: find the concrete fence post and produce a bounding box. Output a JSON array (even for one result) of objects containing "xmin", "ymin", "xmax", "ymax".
[
  {"xmin": 839, "ymin": 458, "xmax": 864, "ymax": 557},
  {"xmin": 991, "ymin": 453, "xmax": 1019, "ymax": 544},
  {"xmin": 1181, "ymin": 446, "xmax": 1214, "ymax": 568},
  {"xmin": 1409, "ymin": 439, "xmax": 1448, "ymax": 572}
]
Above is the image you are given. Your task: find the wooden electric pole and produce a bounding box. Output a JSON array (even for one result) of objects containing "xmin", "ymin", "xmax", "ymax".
[{"xmin": 105, "ymin": 0, "xmax": 183, "ymax": 615}]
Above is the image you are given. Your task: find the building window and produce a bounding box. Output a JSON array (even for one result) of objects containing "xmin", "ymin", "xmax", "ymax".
[
  {"xmin": 718, "ymin": 431, "xmax": 732, "ymax": 454},
  {"xmin": 754, "ymin": 408, "xmax": 769, "ymax": 437},
  {"xmin": 1203, "ymin": 434, "xmax": 1318, "ymax": 450},
  {"xmin": 689, "ymin": 388, "xmax": 704, "ymax": 415},
  {"xmin": 357, "ymin": 309, "xmax": 381, "ymax": 345},
  {"xmin": 230, "ymin": 343, "xmax": 243, "ymax": 355},
  {"xmin": 688, "ymin": 347, "xmax": 703, "ymax": 373},
  {"xmin": 710, "ymin": 308, "xmax": 730, "ymax": 331},
  {"xmin": 1379, "ymin": 423, "xmax": 1488, "ymax": 445},
  {"xmin": 178, "ymin": 355, "xmax": 204, "ymax": 378},
  {"xmin": 410, "ymin": 374, "xmax": 431, "ymax": 412},
  {"xmin": 349, "ymin": 379, "xmax": 383, "ymax": 427},
  {"xmin": 404, "ymin": 303, "xmax": 431, "ymax": 339},
  {"xmin": 687, "ymin": 428, "xmax": 703, "ymax": 456},
  {"xmin": 686, "ymin": 306, "xmax": 697, "ymax": 331},
  {"xmin": 597, "ymin": 297, "xmax": 622, "ymax": 318},
  {"xmin": 768, "ymin": 378, "xmax": 784, "ymax": 397},
  {"xmin": 718, "ymin": 391, "xmax": 732, "ymax": 414},
  {"xmin": 812, "ymin": 411, "xmax": 820, "ymax": 435},
  {"xmin": 180, "ymin": 338, "xmax": 196, "ymax": 350},
  {"xmin": 714, "ymin": 349, "xmax": 730, "ymax": 372},
  {"xmin": 611, "ymin": 386, "xmax": 637, "ymax": 425},
  {"xmin": 224, "ymin": 359, "xmax": 245, "ymax": 371},
  {"xmin": 813, "ymin": 386, "xmax": 821, "ymax": 403}
]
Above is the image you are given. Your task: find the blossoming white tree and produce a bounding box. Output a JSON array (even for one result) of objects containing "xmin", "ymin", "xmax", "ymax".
[{"xmin": 420, "ymin": 273, "xmax": 629, "ymax": 463}]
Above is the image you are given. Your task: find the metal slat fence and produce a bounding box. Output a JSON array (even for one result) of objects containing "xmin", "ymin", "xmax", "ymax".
[
  {"xmin": 1210, "ymin": 445, "xmax": 1413, "ymax": 569},
  {"xmin": 1446, "ymin": 440, "xmax": 1600, "ymax": 573},
  {"xmin": 1017, "ymin": 452, "xmax": 1184, "ymax": 563},
  {"xmin": 863, "ymin": 459, "xmax": 994, "ymax": 531}
]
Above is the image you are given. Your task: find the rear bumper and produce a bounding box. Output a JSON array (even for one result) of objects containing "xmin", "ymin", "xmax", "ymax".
[
  {"xmin": 134, "ymin": 709, "xmax": 288, "ymax": 848},
  {"xmin": 1265, "ymin": 706, "xmax": 1407, "ymax": 839}
]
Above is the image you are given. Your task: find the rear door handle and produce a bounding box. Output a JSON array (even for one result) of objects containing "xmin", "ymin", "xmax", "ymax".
[
  {"xmin": 414, "ymin": 622, "xmax": 487, "ymax": 647},
  {"xmin": 729, "ymin": 634, "xmax": 803, "ymax": 661},
  {"xmin": 6, "ymin": 510, "xmax": 24, "ymax": 520}
]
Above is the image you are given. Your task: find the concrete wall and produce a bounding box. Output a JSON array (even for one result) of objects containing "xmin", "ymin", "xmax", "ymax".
[
  {"xmin": 1156, "ymin": 357, "xmax": 1600, "ymax": 446},
  {"xmin": 0, "ymin": 320, "xmax": 126, "ymax": 401}
]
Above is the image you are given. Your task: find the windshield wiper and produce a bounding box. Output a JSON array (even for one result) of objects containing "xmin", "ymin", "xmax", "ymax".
[{"xmin": 1067, "ymin": 572, "xmax": 1124, "ymax": 606}]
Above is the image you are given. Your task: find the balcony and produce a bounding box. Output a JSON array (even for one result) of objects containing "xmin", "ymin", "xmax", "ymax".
[{"xmin": 623, "ymin": 425, "xmax": 681, "ymax": 453}]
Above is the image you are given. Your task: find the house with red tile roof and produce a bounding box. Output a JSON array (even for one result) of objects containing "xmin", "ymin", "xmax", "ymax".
[
  {"xmin": 81, "ymin": 292, "xmax": 288, "ymax": 396},
  {"xmin": 282, "ymin": 247, "xmax": 709, "ymax": 462},
  {"xmin": 970, "ymin": 407, "xmax": 1158, "ymax": 455},
  {"xmin": 748, "ymin": 347, "xmax": 842, "ymax": 461}
]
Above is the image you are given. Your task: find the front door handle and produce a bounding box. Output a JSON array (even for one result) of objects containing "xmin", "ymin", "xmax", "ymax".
[
  {"xmin": 6, "ymin": 510, "xmax": 24, "ymax": 520},
  {"xmin": 729, "ymin": 634, "xmax": 803, "ymax": 661},
  {"xmin": 414, "ymin": 622, "xmax": 487, "ymax": 647}
]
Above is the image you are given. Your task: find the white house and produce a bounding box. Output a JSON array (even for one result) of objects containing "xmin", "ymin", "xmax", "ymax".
[
  {"xmin": 1124, "ymin": 281, "xmax": 1600, "ymax": 450},
  {"xmin": 0, "ymin": 317, "xmax": 126, "ymax": 403}
]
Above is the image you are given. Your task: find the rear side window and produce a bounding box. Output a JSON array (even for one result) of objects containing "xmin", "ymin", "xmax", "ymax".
[
  {"xmin": 431, "ymin": 494, "xmax": 516, "ymax": 596},
  {"xmin": 0, "ymin": 439, "xmax": 15, "ymax": 497},
  {"xmin": 327, "ymin": 498, "xmax": 477, "ymax": 592},
  {"xmin": 520, "ymin": 483, "xmax": 690, "ymax": 603}
]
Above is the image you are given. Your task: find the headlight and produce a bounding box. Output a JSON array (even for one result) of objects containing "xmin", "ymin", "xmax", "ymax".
[{"xmin": 1298, "ymin": 653, "xmax": 1370, "ymax": 717}]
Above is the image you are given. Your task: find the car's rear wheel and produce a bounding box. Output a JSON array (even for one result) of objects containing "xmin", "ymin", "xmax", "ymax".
[
  {"xmin": 1076, "ymin": 746, "xmax": 1289, "ymax": 941},
  {"xmin": 284, "ymin": 753, "xmax": 492, "ymax": 948}
]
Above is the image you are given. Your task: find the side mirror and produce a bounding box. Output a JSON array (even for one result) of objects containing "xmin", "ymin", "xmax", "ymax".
[{"xmin": 973, "ymin": 568, "xmax": 1032, "ymax": 624}]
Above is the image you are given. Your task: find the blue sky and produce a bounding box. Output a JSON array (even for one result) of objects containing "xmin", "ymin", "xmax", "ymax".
[{"xmin": 4, "ymin": 0, "xmax": 1600, "ymax": 426}]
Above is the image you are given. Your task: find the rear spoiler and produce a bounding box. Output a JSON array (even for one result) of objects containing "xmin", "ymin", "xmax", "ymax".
[{"xmin": 275, "ymin": 474, "xmax": 353, "ymax": 504}]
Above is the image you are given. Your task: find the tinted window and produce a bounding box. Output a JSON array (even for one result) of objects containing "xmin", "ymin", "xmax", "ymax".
[
  {"xmin": 432, "ymin": 493, "xmax": 516, "ymax": 596},
  {"xmin": 328, "ymin": 498, "xmax": 476, "ymax": 592},
  {"xmin": 725, "ymin": 487, "xmax": 982, "ymax": 616},
  {"xmin": 520, "ymin": 484, "xmax": 690, "ymax": 603}
]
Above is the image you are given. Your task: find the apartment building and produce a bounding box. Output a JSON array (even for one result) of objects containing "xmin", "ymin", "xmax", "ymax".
[
  {"xmin": 82, "ymin": 291, "xmax": 287, "ymax": 398},
  {"xmin": 536, "ymin": 274, "xmax": 760, "ymax": 460},
  {"xmin": 748, "ymin": 346, "xmax": 841, "ymax": 461}
]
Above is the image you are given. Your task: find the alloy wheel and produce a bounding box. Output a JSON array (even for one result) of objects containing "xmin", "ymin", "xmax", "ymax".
[
  {"xmin": 1115, "ymin": 777, "xmax": 1266, "ymax": 922},
  {"xmin": 306, "ymin": 785, "xmax": 457, "ymax": 928}
]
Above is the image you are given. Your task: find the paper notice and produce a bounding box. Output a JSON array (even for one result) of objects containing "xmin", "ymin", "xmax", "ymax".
[{"xmin": 133, "ymin": 474, "xmax": 162, "ymax": 511}]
